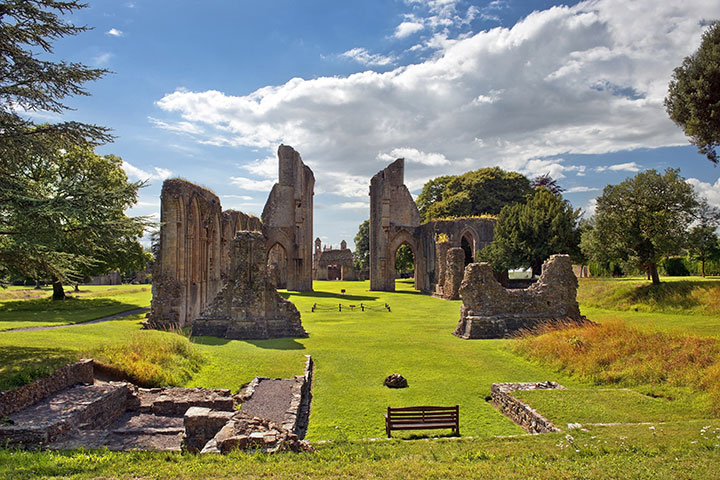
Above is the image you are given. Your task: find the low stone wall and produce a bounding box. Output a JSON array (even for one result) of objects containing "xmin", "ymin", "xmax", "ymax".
[
  {"xmin": 290, "ymin": 355, "xmax": 313, "ymax": 437},
  {"xmin": 184, "ymin": 407, "xmax": 235, "ymax": 452},
  {"xmin": 0, "ymin": 359, "xmax": 94, "ymax": 417},
  {"xmin": 491, "ymin": 381, "xmax": 563, "ymax": 434},
  {"xmin": 184, "ymin": 355, "xmax": 314, "ymax": 453}
]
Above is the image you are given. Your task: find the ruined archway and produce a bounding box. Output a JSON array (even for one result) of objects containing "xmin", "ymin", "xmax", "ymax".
[
  {"xmin": 388, "ymin": 230, "xmax": 422, "ymax": 291},
  {"xmin": 392, "ymin": 242, "xmax": 417, "ymax": 291},
  {"xmin": 267, "ymin": 242, "xmax": 289, "ymax": 289},
  {"xmin": 461, "ymin": 231, "xmax": 474, "ymax": 266}
]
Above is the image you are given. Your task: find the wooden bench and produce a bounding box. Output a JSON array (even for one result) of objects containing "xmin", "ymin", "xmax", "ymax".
[{"xmin": 385, "ymin": 405, "xmax": 460, "ymax": 438}]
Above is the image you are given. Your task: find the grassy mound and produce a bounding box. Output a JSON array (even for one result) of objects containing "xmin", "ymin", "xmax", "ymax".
[
  {"xmin": 88, "ymin": 331, "xmax": 205, "ymax": 387},
  {"xmin": 513, "ymin": 321, "xmax": 720, "ymax": 415},
  {"xmin": 578, "ymin": 277, "xmax": 720, "ymax": 315}
]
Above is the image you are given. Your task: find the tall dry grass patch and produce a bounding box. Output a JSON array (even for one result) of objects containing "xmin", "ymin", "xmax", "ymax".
[
  {"xmin": 513, "ymin": 321, "xmax": 720, "ymax": 415},
  {"xmin": 89, "ymin": 331, "xmax": 205, "ymax": 387}
]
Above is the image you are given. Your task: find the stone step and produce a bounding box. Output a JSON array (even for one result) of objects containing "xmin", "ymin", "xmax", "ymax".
[{"xmin": 0, "ymin": 383, "xmax": 131, "ymax": 447}]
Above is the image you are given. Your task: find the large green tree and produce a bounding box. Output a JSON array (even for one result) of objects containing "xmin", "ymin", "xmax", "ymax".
[
  {"xmin": 686, "ymin": 199, "xmax": 720, "ymax": 278},
  {"xmin": 480, "ymin": 187, "xmax": 582, "ymax": 276},
  {"xmin": 1, "ymin": 146, "xmax": 149, "ymax": 299},
  {"xmin": 0, "ymin": 1, "xmax": 147, "ymax": 299},
  {"xmin": 353, "ymin": 220, "xmax": 369, "ymax": 271},
  {"xmin": 416, "ymin": 168, "xmax": 532, "ymax": 222},
  {"xmin": 665, "ymin": 22, "xmax": 720, "ymax": 164},
  {"xmin": 582, "ymin": 169, "xmax": 698, "ymax": 284}
]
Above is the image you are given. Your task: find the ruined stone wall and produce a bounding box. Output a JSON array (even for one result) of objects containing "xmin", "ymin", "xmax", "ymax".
[
  {"xmin": 368, "ymin": 160, "xmax": 496, "ymax": 295},
  {"xmin": 192, "ymin": 231, "xmax": 307, "ymax": 340},
  {"xmin": 454, "ymin": 254, "xmax": 589, "ymax": 339},
  {"xmin": 0, "ymin": 359, "xmax": 94, "ymax": 417},
  {"xmin": 491, "ymin": 382, "xmax": 563, "ymax": 434},
  {"xmin": 147, "ymin": 179, "xmax": 261, "ymax": 329},
  {"xmin": 442, "ymin": 248, "xmax": 465, "ymax": 300},
  {"xmin": 262, "ymin": 145, "xmax": 314, "ymax": 292},
  {"xmin": 369, "ymin": 159, "xmax": 425, "ymax": 291}
]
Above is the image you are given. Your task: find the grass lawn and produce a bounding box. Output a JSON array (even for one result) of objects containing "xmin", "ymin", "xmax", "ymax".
[
  {"xmin": 2, "ymin": 421, "xmax": 720, "ymax": 479},
  {"xmin": 2, "ymin": 279, "xmax": 713, "ymax": 440},
  {"xmin": 190, "ymin": 279, "xmax": 588, "ymax": 440},
  {"xmin": 0, "ymin": 285, "xmax": 151, "ymax": 331},
  {"xmin": 2, "ymin": 277, "xmax": 720, "ymax": 478}
]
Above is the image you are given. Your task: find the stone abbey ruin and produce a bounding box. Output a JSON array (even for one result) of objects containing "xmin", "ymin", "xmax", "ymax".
[
  {"xmin": 147, "ymin": 145, "xmax": 313, "ymax": 339},
  {"xmin": 147, "ymin": 145, "xmax": 585, "ymax": 340}
]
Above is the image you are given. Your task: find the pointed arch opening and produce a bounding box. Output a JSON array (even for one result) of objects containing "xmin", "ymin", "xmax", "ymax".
[
  {"xmin": 461, "ymin": 231, "xmax": 475, "ymax": 266},
  {"xmin": 268, "ymin": 242, "xmax": 288, "ymax": 289}
]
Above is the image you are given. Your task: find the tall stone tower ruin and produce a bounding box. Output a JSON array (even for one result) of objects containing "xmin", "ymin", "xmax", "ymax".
[{"xmin": 262, "ymin": 145, "xmax": 315, "ymax": 292}]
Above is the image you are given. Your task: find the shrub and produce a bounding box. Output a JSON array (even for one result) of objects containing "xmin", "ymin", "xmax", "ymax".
[{"xmin": 663, "ymin": 257, "xmax": 691, "ymax": 276}]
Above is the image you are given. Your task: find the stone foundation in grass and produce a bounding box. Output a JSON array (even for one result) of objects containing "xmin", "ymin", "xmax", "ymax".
[{"xmin": 490, "ymin": 381, "xmax": 563, "ymax": 434}]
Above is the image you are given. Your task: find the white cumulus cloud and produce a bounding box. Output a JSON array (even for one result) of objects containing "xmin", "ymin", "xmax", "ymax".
[
  {"xmin": 122, "ymin": 161, "xmax": 173, "ymax": 182},
  {"xmin": 229, "ymin": 176, "xmax": 276, "ymax": 192},
  {"xmin": 154, "ymin": 0, "xmax": 719, "ymax": 202},
  {"xmin": 394, "ymin": 21, "xmax": 425, "ymax": 38},
  {"xmin": 106, "ymin": 28, "xmax": 123, "ymax": 37}
]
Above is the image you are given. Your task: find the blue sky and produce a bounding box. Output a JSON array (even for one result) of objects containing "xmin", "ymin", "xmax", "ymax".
[{"xmin": 46, "ymin": 0, "xmax": 720, "ymax": 249}]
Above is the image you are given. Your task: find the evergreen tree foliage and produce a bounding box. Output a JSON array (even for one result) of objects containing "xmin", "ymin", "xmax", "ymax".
[
  {"xmin": 480, "ymin": 187, "xmax": 582, "ymax": 276},
  {"xmin": 665, "ymin": 22, "xmax": 720, "ymax": 164},
  {"xmin": 395, "ymin": 244, "xmax": 414, "ymax": 275},
  {"xmin": 530, "ymin": 173, "xmax": 564, "ymax": 194},
  {"xmin": 581, "ymin": 169, "xmax": 698, "ymax": 285},
  {"xmin": 416, "ymin": 168, "xmax": 532, "ymax": 222},
  {"xmin": 0, "ymin": 1, "xmax": 147, "ymax": 299}
]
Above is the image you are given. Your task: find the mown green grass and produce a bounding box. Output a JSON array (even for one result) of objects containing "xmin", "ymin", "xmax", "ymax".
[
  {"xmin": 2, "ymin": 421, "xmax": 720, "ymax": 479},
  {"xmin": 189, "ymin": 279, "xmax": 597, "ymax": 440},
  {"xmin": 515, "ymin": 388, "xmax": 703, "ymax": 426},
  {"xmin": 2, "ymin": 277, "xmax": 720, "ymax": 478},
  {"xmin": 0, "ymin": 285, "xmax": 151, "ymax": 331}
]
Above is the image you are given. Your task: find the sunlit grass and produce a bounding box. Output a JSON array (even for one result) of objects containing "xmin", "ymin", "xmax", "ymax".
[
  {"xmin": 513, "ymin": 320, "xmax": 720, "ymax": 416},
  {"xmin": 0, "ymin": 285, "xmax": 151, "ymax": 331}
]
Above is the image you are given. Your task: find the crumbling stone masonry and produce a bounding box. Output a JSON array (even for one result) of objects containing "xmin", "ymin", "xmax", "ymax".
[
  {"xmin": 369, "ymin": 158, "xmax": 425, "ymax": 291},
  {"xmin": 454, "ymin": 254, "xmax": 589, "ymax": 339},
  {"xmin": 369, "ymin": 159, "xmax": 494, "ymax": 293},
  {"xmin": 313, "ymin": 239, "xmax": 357, "ymax": 281},
  {"xmin": 438, "ymin": 247, "xmax": 465, "ymax": 300},
  {"xmin": 146, "ymin": 179, "xmax": 261, "ymax": 329},
  {"xmin": 191, "ymin": 231, "xmax": 308, "ymax": 340},
  {"xmin": 262, "ymin": 145, "xmax": 314, "ymax": 292}
]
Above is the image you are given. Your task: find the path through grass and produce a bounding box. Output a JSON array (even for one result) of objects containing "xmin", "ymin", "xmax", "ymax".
[{"xmin": 0, "ymin": 285, "xmax": 151, "ymax": 331}]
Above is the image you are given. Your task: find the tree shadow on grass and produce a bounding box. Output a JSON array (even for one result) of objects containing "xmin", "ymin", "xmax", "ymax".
[
  {"xmin": 0, "ymin": 297, "xmax": 143, "ymax": 328},
  {"xmin": 628, "ymin": 280, "xmax": 720, "ymax": 311},
  {"xmin": 191, "ymin": 335, "xmax": 306, "ymax": 350},
  {"xmin": 282, "ymin": 291, "xmax": 379, "ymax": 302},
  {"xmin": 0, "ymin": 346, "xmax": 79, "ymax": 391}
]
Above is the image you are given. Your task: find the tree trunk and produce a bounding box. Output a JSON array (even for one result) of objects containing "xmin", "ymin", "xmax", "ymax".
[
  {"xmin": 74, "ymin": 283, "xmax": 80, "ymax": 292},
  {"xmin": 649, "ymin": 263, "xmax": 660, "ymax": 285},
  {"xmin": 531, "ymin": 259, "xmax": 543, "ymax": 278},
  {"xmin": 702, "ymin": 260, "xmax": 706, "ymax": 278},
  {"xmin": 34, "ymin": 278, "xmax": 42, "ymax": 290},
  {"xmin": 52, "ymin": 276, "xmax": 65, "ymax": 300}
]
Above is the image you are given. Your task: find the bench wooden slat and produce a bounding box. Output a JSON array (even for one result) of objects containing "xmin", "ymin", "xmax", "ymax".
[{"xmin": 385, "ymin": 405, "xmax": 459, "ymax": 438}]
